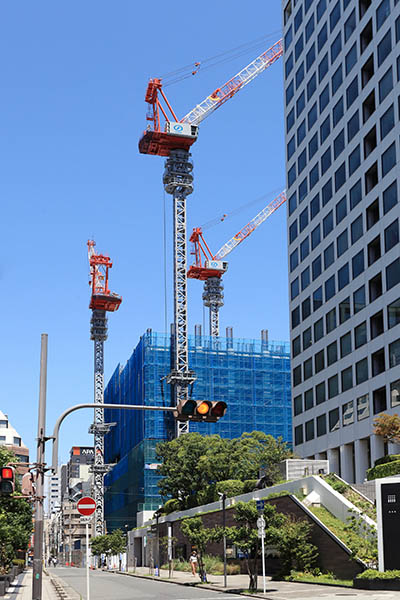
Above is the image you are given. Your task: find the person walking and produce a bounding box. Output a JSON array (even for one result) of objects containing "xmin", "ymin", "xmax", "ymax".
[{"xmin": 189, "ymin": 550, "xmax": 198, "ymax": 576}]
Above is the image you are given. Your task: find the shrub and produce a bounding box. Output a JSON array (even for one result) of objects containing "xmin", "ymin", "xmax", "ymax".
[
  {"xmin": 12, "ymin": 559, "xmax": 25, "ymax": 567},
  {"xmin": 366, "ymin": 460, "xmax": 400, "ymax": 481},
  {"xmin": 324, "ymin": 474, "xmax": 348, "ymax": 495},
  {"xmin": 356, "ymin": 569, "xmax": 400, "ymax": 580},
  {"xmin": 374, "ymin": 454, "xmax": 400, "ymax": 467},
  {"xmin": 267, "ymin": 490, "xmax": 290, "ymax": 499},
  {"xmin": 163, "ymin": 498, "xmax": 180, "ymax": 514},
  {"xmin": 216, "ymin": 480, "xmax": 244, "ymax": 498},
  {"xmin": 243, "ymin": 479, "xmax": 258, "ymax": 493}
]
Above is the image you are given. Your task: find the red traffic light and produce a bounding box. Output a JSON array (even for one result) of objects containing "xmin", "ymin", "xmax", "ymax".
[{"xmin": 0, "ymin": 466, "xmax": 15, "ymax": 495}]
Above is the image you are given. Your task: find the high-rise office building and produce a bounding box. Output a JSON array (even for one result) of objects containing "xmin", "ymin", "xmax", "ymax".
[
  {"xmin": 283, "ymin": 0, "xmax": 400, "ymax": 482},
  {"xmin": 104, "ymin": 329, "xmax": 291, "ymax": 530}
]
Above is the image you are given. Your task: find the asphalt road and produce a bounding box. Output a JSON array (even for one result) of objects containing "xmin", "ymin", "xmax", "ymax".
[{"xmin": 48, "ymin": 568, "xmax": 239, "ymax": 600}]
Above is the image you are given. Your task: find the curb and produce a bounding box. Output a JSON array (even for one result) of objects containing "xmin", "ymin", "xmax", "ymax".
[{"xmin": 112, "ymin": 570, "xmax": 276, "ymax": 598}]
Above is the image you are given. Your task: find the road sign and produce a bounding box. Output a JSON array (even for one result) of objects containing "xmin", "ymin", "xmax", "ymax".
[
  {"xmin": 80, "ymin": 516, "xmax": 92, "ymax": 524},
  {"xmin": 256, "ymin": 499, "xmax": 265, "ymax": 512},
  {"xmin": 257, "ymin": 516, "xmax": 265, "ymax": 529},
  {"xmin": 77, "ymin": 496, "xmax": 96, "ymax": 516}
]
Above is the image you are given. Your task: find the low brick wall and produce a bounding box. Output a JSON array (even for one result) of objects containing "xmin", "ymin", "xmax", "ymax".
[{"xmin": 158, "ymin": 495, "xmax": 364, "ymax": 580}]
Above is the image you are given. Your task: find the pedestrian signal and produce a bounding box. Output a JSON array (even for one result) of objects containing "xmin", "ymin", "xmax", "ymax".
[{"xmin": 0, "ymin": 466, "xmax": 15, "ymax": 495}]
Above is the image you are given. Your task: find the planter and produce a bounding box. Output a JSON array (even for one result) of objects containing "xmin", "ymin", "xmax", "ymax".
[
  {"xmin": 0, "ymin": 575, "xmax": 11, "ymax": 590},
  {"xmin": 0, "ymin": 581, "xmax": 6, "ymax": 597},
  {"xmin": 354, "ymin": 578, "xmax": 400, "ymax": 591}
]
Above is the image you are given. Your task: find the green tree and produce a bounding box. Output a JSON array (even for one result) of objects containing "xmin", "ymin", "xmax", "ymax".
[
  {"xmin": 226, "ymin": 500, "xmax": 283, "ymax": 592},
  {"xmin": 156, "ymin": 432, "xmax": 292, "ymax": 509},
  {"xmin": 0, "ymin": 447, "xmax": 32, "ymax": 573},
  {"xmin": 373, "ymin": 413, "xmax": 400, "ymax": 444},
  {"xmin": 180, "ymin": 517, "xmax": 223, "ymax": 582},
  {"xmin": 90, "ymin": 530, "xmax": 127, "ymax": 568},
  {"xmin": 275, "ymin": 515, "xmax": 318, "ymax": 576}
]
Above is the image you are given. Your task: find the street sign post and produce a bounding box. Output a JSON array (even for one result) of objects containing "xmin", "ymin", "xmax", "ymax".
[
  {"xmin": 77, "ymin": 497, "xmax": 96, "ymax": 600},
  {"xmin": 256, "ymin": 515, "xmax": 266, "ymax": 595}
]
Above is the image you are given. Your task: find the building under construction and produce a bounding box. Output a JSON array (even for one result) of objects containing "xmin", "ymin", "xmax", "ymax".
[{"xmin": 103, "ymin": 328, "xmax": 291, "ymax": 531}]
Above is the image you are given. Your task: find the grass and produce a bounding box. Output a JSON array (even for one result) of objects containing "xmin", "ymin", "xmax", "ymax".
[
  {"xmin": 284, "ymin": 571, "xmax": 353, "ymax": 587},
  {"xmin": 306, "ymin": 505, "xmax": 353, "ymax": 546},
  {"xmin": 323, "ymin": 474, "xmax": 376, "ymax": 521}
]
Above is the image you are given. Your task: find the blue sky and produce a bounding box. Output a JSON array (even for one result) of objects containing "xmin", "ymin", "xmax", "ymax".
[{"xmin": 0, "ymin": 2, "xmax": 287, "ymax": 465}]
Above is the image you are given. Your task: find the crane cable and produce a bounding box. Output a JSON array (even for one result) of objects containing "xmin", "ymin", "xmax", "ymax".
[{"xmin": 160, "ymin": 30, "xmax": 282, "ymax": 87}]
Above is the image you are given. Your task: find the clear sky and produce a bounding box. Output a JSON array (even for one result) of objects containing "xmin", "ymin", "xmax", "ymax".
[{"xmin": 0, "ymin": 2, "xmax": 287, "ymax": 466}]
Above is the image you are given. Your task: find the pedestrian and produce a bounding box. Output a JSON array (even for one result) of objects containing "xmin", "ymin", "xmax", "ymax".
[{"xmin": 189, "ymin": 550, "xmax": 198, "ymax": 576}]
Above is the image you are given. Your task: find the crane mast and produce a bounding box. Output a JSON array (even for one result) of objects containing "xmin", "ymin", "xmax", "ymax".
[
  {"xmin": 188, "ymin": 191, "xmax": 286, "ymax": 336},
  {"xmin": 87, "ymin": 240, "xmax": 121, "ymax": 535}
]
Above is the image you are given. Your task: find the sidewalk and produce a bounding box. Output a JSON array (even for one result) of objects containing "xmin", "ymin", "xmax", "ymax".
[
  {"xmin": 5, "ymin": 570, "xmax": 57, "ymax": 600},
  {"xmin": 120, "ymin": 566, "xmax": 400, "ymax": 599}
]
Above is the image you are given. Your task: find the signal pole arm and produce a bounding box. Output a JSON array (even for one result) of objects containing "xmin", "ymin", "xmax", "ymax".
[{"xmin": 213, "ymin": 191, "xmax": 286, "ymax": 260}]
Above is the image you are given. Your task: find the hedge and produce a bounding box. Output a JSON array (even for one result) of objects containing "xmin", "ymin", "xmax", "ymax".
[
  {"xmin": 374, "ymin": 454, "xmax": 400, "ymax": 467},
  {"xmin": 366, "ymin": 459, "xmax": 400, "ymax": 481},
  {"xmin": 356, "ymin": 569, "xmax": 400, "ymax": 580}
]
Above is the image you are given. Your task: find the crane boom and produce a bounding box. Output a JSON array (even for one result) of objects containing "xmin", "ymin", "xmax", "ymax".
[
  {"xmin": 180, "ymin": 39, "xmax": 283, "ymax": 126},
  {"xmin": 213, "ymin": 191, "xmax": 286, "ymax": 260}
]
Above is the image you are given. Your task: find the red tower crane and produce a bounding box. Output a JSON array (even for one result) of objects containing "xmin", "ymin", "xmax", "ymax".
[
  {"xmin": 138, "ymin": 38, "xmax": 283, "ymax": 434},
  {"xmin": 188, "ymin": 191, "xmax": 287, "ymax": 336},
  {"xmin": 87, "ymin": 240, "xmax": 121, "ymax": 536}
]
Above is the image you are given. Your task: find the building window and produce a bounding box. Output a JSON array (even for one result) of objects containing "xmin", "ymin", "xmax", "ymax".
[
  {"xmin": 305, "ymin": 388, "xmax": 314, "ymax": 410},
  {"xmin": 334, "ymin": 129, "xmax": 345, "ymax": 159},
  {"xmin": 383, "ymin": 181, "xmax": 398, "ymax": 215},
  {"xmin": 337, "ymin": 230, "xmax": 348, "ymax": 257},
  {"xmin": 391, "ymin": 379, "xmax": 400, "ymax": 408},
  {"xmin": 319, "ymin": 53, "xmax": 329, "ymax": 83},
  {"xmin": 356, "ymin": 357, "xmax": 368, "ymax": 384},
  {"xmin": 350, "ymin": 179, "xmax": 362, "ymax": 210},
  {"xmin": 301, "ymin": 267, "xmax": 311, "ymax": 291},
  {"xmin": 307, "ymin": 73, "xmax": 317, "ymax": 101},
  {"xmin": 317, "ymin": 0, "xmax": 327, "ymax": 21},
  {"xmin": 290, "ymin": 248, "xmax": 298, "ymax": 272},
  {"xmin": 288, "ymin": 163, "xmax": 296, "ymax": 187},
  {"xmin": 386, "ymin": 258, "xmax": 400, "ymax": 290},
  {"xmin": 291, "ymin": 278, "xmax": 299, "ymax": 300},
  {"xmin": 295, "ymin": 34, "xmax": 304, "ymax": 62},
  {"xmin": 289, "ymin": 221, "xmax": 298, "ymax": 244},
  {"xmin": 322, "ymin": 179, "xmax": 333, "ymax": 207},
  {"xmin": 333, "ymin": 96, "xmax": 344, "ymax": 126},
  {"xmin": 372, "ymin": 347, "xmax": 386, "ymax": 376},
  {"xmin": 335, "ymin": 162, "xmax": 346, "ymax": 191},
  {"xmin": 341, "ymin": 366, "xmax": 353, "ymax": 392},
  {"xmin": 352, "ymin": 250, "xmax": 365, "ymax": 278},
  {"xmin": 382, "ymin": 142, "xmax": 396, "ymax": 178},
  {"xmin": 325, "ymin": 275, "xmax": 336, "ymax": 300},
  {"xmin": 304, "ymin": 357, "xmax": 313, "ymax": 380},
  {"xmin": 349, "ymin": 145, "xmax": 361, "ymax": 176},
  {"xmin": 297, "ymin": 119, "xmax": 306, "ymax": 144},
  {"xmin": 340, "ymin": 332, "xmax": 352, "ymax": 358},
  {"xmin": 373, "ymin": 386, "xmax": 387, "ymax": 414},
  {"xmin": 329, "ymin": 406, "xmax": 340, "ymax": 430},
  {"xmin": 388, "ymin": 298, "xmax": 400, "ymax": 329},
  {"xmin": 376, "ymin": 0, "xmax": 390, "ymax": 31},
  {"xmin": 324, "ymin": 243, "xmax": 335, "ymax": 269},
  {"xmin": 353, "ymin": 285, "xmax": 365, "ymax": 313},
  {"xmin": 370, "ymin": 309, "xmax": 384, "ymax": 339},
  {"xmin": 347, "ymin": 111, "xmax": 360, "ymax": 142},
  {"xmin": 302, "ymin": 297, "xmax": 311, "ymax": 320},
  {"xmin": 294, "ymin": 424, "xmax": 304, "ymax": 445},
  {"xmin": 351, "ymin": 215, "xmax": 363, "ymax": 245},
  {"xmin": 339, "ymin": 297, "xmax": 351, "ymax": 324},
  {"xmin": 385, "ymin": 220, "xmax": 399, "ymax": 253},
  {"xmin": 357, "ymin": 394, "xmax": 370, "ymax": 420},
  {"xmin": 312, "ymin": 255, "xmax": 322, "ymax": 280},
  {"xmin": 331, "ymin": 37, "xmax": 342, "ymax": 67},
  {"xmin": 378, "ymin": 29, "xmax": 392, "ymax": 67},
  {"xmin": 296, "ymin": 62, "xmax": 305, "ymax": 88},
  {"xmin": 294, "ymin": 394, "xmax": 303, "ymax": 416},
  {"xmin": 309, "ymin": 133, "xmax": 319, "ymax": 160},
  {"xmin": 303, "ymin": 327, "xmax": 312, "ymax": 349},
  {"xmin": 344, "ymin": 8, "xmax": 356, "ymax": 42},
  {"xmin": 316, "ymin": 381, "xmax": 326, "ymax": 405},
  {"xmin": 307, "ymin": 44, "xmax": 316, "ymax": 71},
  {"xmin": 294, "ymin": 5, "xmax": 303, "ymax": 31},
  {"xmin": 292, "ymin": 306, "xmax": 300, "ymax": 328},
  {"xmin": 317, "ymin": 414, "xmax": 327, "ymax": 436},
  {"xmin": 345, "ymin": 42, "xmax": 357, "ymax": 75},
  {"xmin": 0, "ymin": 420, "xmax": 8, "ymax": 428},
  {"xmin": 306, "ymin": 14, "xmax": 315, "ymax": 41},
  {"xmin": 389, "ymin": 339, "xmax": 400, "ymax": 368},
  {"xmin": 13, "ymin": 437, "xmax": 21, "ymax": 446},
  {"xmin": 336, "ymin": 196, "xmax": 347, "ymax": 225},
  {"xmin": 380, "ymin": 104, "xmax": 395, "ymax": 140},
  {"xmin": 310, "ymin": 194, "xmax": 320, "ymax": 220},
  {"xmin": 327, "ymin": 341, "xmax": 338, "ymax": 365},
  {"xmin": 326, "ymin": 308, "xmax": 336, "ymax": 333},
  {"xmin": 342, "ymin": 400, "xmax": 354, "ymax": 426},
  {"xmin": 355, "ymin": 321, "xmax": 367, "ymax": 348},
  {"xmin": 328, "ymin": 375, "xmax": 339, "ymax": 399},
  {"xmin": 297, "ymin": 93, "xmax": 306, "ymax": 120},
  {"xmin": 314, "ymin": 317, "xmax": 324, "ymax": 341},
  {"xmin": 315, "ymin": 350, "xmax": 325, "ymax": 373},
  {"xmin": 292, "ymin": 336, "xmax": 301, "ymax": 358},
  {"xmin": 346, "ymin": 76, "xmax": 358, "ymax": 109},
  {"xmin": 299, "ymin": 178, "xmax": 308, "ymax": 203},
  {"xmin": 338, "ymin": 263, "xmax": 349, "ymax": 290}
]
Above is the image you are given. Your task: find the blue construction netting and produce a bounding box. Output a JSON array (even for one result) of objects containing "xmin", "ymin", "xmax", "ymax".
[{"xmin": 104, "ymin": 330, "xmax": 291, "ymax": 530}]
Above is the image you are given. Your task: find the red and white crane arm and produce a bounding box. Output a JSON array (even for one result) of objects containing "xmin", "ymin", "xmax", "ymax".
[
  {"xmin": 213, "ymin": 191, "xmax": 286, "ymax": 260},
  {"xmin": 180, "ymin": 39, "xmax": 283, "ymax": 126}
]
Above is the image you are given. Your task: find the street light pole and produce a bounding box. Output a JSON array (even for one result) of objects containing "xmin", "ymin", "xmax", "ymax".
[
  {"xmin": 218, "ymin": 492, "xmax": 227, "ymax": 588},
  {"xmin": 32, "ymin": 334, "xmax": 48, "ymax": 600}
]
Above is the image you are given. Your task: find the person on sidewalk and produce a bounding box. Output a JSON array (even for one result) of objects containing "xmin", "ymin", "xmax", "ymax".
[{"xmin": 189, "ymin": 551, "xmax": 198, "ymax": 577}]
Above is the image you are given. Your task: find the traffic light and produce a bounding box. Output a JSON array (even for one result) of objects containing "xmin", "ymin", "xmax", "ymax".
[
  {"xmin": 0, "ymin": 466, "xmax": 15, "ymax": 495},
  {"xmin": 174, "ymin": 400, "xmax": 227, "ymax": 422}
]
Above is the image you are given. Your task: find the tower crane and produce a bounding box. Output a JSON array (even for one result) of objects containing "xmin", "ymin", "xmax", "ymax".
[
  {"xmin": 138, "ymin": 39, "xmax": 283, "ymax": 435},
  {"xmin": 87, "ymin": 240, "xmax": 122, "ymax": 536},
  {"xmin": 188, "ymin": 191, "xmax": 286, "ymax": 336}
]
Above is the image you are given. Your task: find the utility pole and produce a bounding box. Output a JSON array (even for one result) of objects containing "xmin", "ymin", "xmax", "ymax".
[
  {"xmin": 32, "ymin": 334, "xmax": 48, "ymax": 600},
  {"xmin": 163, "ymin": 149, "xmax": 196, "ymax": 436}
]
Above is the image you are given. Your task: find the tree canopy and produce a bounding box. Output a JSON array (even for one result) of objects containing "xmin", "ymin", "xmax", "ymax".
[
  {"xmin": 156, "ymin": 431, "xmax": 291, "ymax": 509},
  {"xmin": 0, "ymin": 447, "xmax": 32, "ymax": 573},
  {"xmin": 373, "ymin": 413, "xmax": 400, "ymax": 444}
]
